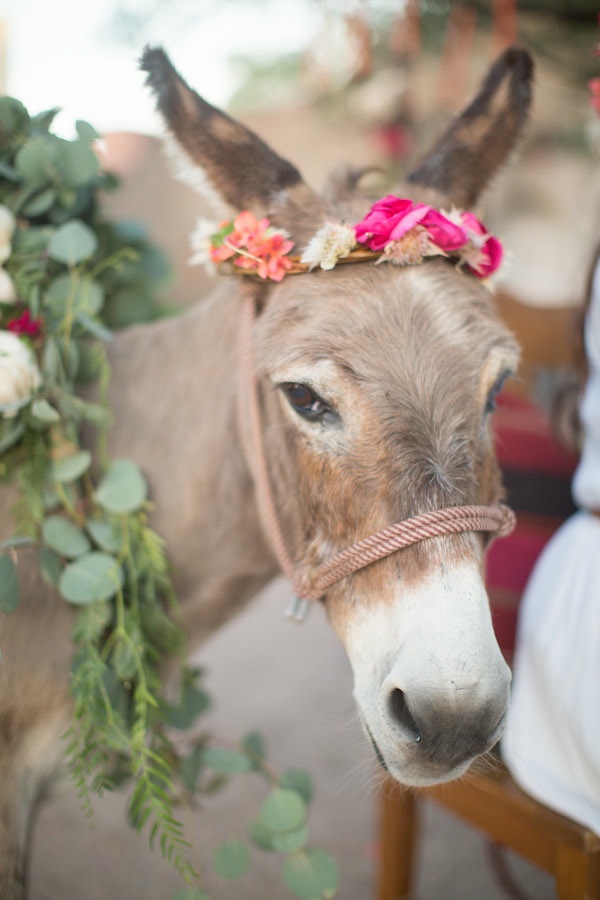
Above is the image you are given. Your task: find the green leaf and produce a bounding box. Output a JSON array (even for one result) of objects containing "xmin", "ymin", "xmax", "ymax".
[
  {"xmin": 0, "ymin": 419, "xmax": 25, "ymax": 454},
  {"xmin": 31, "ymin": 398, "xmax": 60, "ymax": 424},
  {"xmin": 45, "ymin": 274, "xmax": 104, "ymax": 319},
  {"xmin": 15, "ymin": 135, "xmax": 57, "ymax": 185},
  {"xmin": 94, "ymin": 459, "xmax": 147, "ymax": 514},
  {"xmin": 59, "ymin": 552, "xmax": 124, "ymax": 604},
  {"xmin": 179, "ymin": 744, "xmax": 204, "ymax": 795},
  {"xmin": 47, "ymin": 219, "xmax": 97, "ymax": 264},
  {"xmin": 242, "ymin": 731, "xmax": 266, "ymax": 768},
  {"xmin": 280, "ymin": 769, "xmax": 313, "ymax": 806},
  {"xmin": 52, "ymin": 450, "xmax": 91, "ymax": 483},
  {"xmin": 203, "ymin": 747, "xmax": 253, "ymax": 775},
  {"xmin": 75, "ymin": 120, "xmax": 99, "ymax": 143},
  {"xmin": 86, "ymin": 518, "xmax": 121, "ymax": 553},
  {"xmin": 213, "ymin": 840, "xmax": 251, "ymax": 880},
  {"xmin": 58, "ymin": 139, "xmax": 99, "ymax": 187},
  {"xmin": 0, "ymin": 96, "xmax": 29, "ymax": 135},
  {"xmin": 283, "ymin": 849, "xmax": 339, "ymax": 900},
  {"xmin": 258, "ymin": 788, "xmax": 306, "ymax": 834},
  {"xmin": 270, "ymin": 824, "xmax": 309, "ymax": 854},
  {"xmin": 76, "ymin": 313, "xmax": 112, "ymax": 341},
  {"xmin": 39, "ymin": 547, "xmax": 62, "ymax": 587},
  {"xmin": 23, "ymin": 187, "xmax": 57, "ymax": 217},
  {"xmin": 247, "ymin": 818, "xmax": 276, "ymax": 851},
  {"xmin": 164, "ymin": 673, "xmax": 211, "ymax": 730},
  {"xmin": 42, "ymin": 515, "xmax": 91, "ymax": 558},
  {"xmin": 0, "ymin": 555, "xmax": 19, "ymax": 613},
  {"xmin": 112, "ymin": 638, "xmax": 138, "ymax": 680}
]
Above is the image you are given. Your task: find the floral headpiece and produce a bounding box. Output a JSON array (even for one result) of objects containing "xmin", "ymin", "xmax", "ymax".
[{"xmin": 191, "ymin": 195, "xmax": 504, "ymax": 285}]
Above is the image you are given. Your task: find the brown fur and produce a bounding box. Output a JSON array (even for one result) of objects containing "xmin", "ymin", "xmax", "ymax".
[{"xmin": 0, "ymin": 46, "xmax": 532, "ymax": 897}]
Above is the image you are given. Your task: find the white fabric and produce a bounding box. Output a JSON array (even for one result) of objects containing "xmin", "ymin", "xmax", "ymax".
[{"xmin": 502, "ymin": 257, "xmax": 600, "ymax": 835}]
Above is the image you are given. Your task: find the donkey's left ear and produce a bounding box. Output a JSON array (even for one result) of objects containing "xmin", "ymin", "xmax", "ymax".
[
  {"xmin": 407, "ymin": 47, "xmax": 534, "ymax": 208},
  {"xmin": 140, "ymin": 46, "xmax": 323, "ymax": 231}
]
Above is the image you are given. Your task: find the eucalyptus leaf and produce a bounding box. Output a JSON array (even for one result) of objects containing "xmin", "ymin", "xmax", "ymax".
[
  {"xmin": 241, "ymin": 731, "xmax": 266, "ymax": 768},
  {"xmin": 247, "ymin": 818, "xmax": 276, "ymax": 851},
  {"xmin": 15, "ymin": 135, "xmax": 58, "ymax": 185},
  {"xmin": 258, "ymin": 788, "xmax": 306, "ymax": 834},
  {"xmin": 95, "ymin": 459, "xmax": 147, "ymax": 514},
  {"xmin": 270, "ymin": 824, "xmax": 309, "ymax": 854},
  {"xmin": 164, "ymin": 676, "xmax": 211, "ymax": 730},
  {"xmin": 179, "ymin": 744, "xmax": 204, "ymax": 795},
  {"xmin": 31, "ymin": 398, "xmax": 60, "ymax": 424},
  {"xmin": 0, "ymin": 419, "xmax": 25, "ymax": 454},
  {"xmin": 23, "ymin": 187, "xmax": 57, "ymax": 217},
  {"xmin": 212, "ymin": 840, "xmax": 251, "ymax": 880},
  {"xmin": 39, "ymin": 547, "xmax": 63, "ymax": 587},
  {"xmin": 42, "ymin": 515, "xmax": 91, "ymax": 558},
  {"xmin": 283, "ymin": 849, "xmax": 339, "ymax": 900},
  {"xmin": 76, "ymin": 312, "xmax": 112, "ymax": 341},
  {"xmin": 0, "ymin": 555, "xmax": 19, "ymax": 613},
  {"xmin": 57, "ymin": 140, "xmax": 99, "ymax": 187},
  {"xmin": 86, "ymin": 518, "xmax": 121, "ymax": 553},
  {"xmin": 47, "ymin": 219, "xmax": 97, "ymax": 264},
  {"xmin": 75, "ymin": 120, "xmax": 99, "ymax": 144},
  {"xmin": 59, "ymin": 552, "xmax": 124, "ymax": 604},
  {"xmin": 279, "ymin": 769, "xmax": 313, "ymax": 806},
  {"xmin": 45, "ymin": 274, "xmax": 104, "ymax": 319},
  {"xmin": 52, "ymin": 450, "xmax": 91, "ymax": 483},
  {"xmin": 0, "ymin": 96, "xmax": 30, "ymax": 135},
  {"xmin": 203, "ymin": 747, "xmax": 253, "ymax": 775}
]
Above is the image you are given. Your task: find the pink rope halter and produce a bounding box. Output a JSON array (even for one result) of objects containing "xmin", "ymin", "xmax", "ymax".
[{"xmin": 238, "ymin": 287, "xmax": 515, "ymax": 621}]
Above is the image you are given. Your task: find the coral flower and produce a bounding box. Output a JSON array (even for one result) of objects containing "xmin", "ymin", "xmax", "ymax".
[{"xmin": 210, "ymin": 211, "xmax": 294, "ymax": 281}]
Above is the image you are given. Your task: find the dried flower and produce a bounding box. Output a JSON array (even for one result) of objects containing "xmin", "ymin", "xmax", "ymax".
[
  {"xmin": 301, "ymin": 222, "xmax": 357, "ymax": 270},
  {"xmin": 0, "ymin": 330, "xmax": 42, "ymax": 416}
]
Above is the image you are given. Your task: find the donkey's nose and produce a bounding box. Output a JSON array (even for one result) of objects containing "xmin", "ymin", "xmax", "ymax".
[{"xmin": 381, "ymin": 668, "xmax": 511, "ymax": 764}]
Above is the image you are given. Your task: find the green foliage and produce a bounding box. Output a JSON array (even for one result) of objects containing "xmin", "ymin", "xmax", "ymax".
[{"xmin": 0, "ymin": 95, "xmax": 338, "ymax": 899}]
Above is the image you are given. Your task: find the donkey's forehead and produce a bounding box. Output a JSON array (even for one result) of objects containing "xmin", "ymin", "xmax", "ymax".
[{"xmin": 257, "ymin": 261, "xmax": 517, "ymax": 378}]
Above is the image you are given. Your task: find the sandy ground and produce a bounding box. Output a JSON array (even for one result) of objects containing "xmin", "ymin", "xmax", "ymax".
[{"xmin": 30, "ymin": 580, "xmax": 556, "ymax": 900}]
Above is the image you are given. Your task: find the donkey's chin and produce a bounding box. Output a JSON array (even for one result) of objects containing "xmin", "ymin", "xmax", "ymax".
[{"xmin": 362, "ymin": 717, "xmax": 504, "ymax": 788}]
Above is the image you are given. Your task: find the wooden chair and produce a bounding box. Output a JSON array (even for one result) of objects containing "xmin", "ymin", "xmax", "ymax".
[
  {"xmin": 377, "ymin": 763, "xmax": 600, "ymax": 899},
  {"xmin": 375, "ymin": 294, "xmax": 600, "ymax": 899}
]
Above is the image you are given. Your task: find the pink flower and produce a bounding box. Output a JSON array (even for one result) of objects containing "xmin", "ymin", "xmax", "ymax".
[
  {"xmin": 355, "ymin": 196, "xmax": 467, "ymax": 254},
  {"xmin": 209, "ymin": 211, "xmax": 294, "ymax": 281},
  {"xmin": 7, "ymin": 309, "xmax": 44, "ymax": 337},
  {"xmin": 459, "ymin": 212, "xmax": 503, "ymax": 277}
]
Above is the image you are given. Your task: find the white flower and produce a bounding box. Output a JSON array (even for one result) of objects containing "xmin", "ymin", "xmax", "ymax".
[
  {"xmin": 0, "ymin": 205, "xmax": 16, "ymax": 265},
  {"xmin": 0, "ymin": 331, "xmax": 42, "ymax": 417},
  {"xmin": 300, "ymin": 222, "xmax": 357, "ymax": 270},
  {"xmin": 189, "ymin": 217, "xmax": 218, "ymax": 271},
  {"xmin": 0, "ymin": 268, "xmax": 16, "ymax": 304}
]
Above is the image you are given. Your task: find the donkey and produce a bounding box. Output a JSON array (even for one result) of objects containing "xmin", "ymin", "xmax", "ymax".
[{"xmin": 0, "ymin": 45, "xmax": 533, "ymax": 898}]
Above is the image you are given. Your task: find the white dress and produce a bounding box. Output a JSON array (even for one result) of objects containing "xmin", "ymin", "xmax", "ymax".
[{"xmin": 501, "ymin": 257, "xmax": 600, "ymax": 835}]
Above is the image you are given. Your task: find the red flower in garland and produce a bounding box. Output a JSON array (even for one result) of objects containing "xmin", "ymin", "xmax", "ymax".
[{"xmin": 7, "ymin": 310, "xmax": 44, "ymax": 338}]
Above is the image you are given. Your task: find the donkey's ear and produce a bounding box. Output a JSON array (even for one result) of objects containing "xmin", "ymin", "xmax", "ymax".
[
  {"xmin": 140, "ymin": 47, "xmax": 318, "ymax": 223},
  {"xmin": 407, "ymin": 47, "xmax": 533, "ymax": 208}
]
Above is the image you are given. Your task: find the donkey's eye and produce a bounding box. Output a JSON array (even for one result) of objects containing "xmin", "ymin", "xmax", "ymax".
[
  {"xmin": 485, "ymin": 369, "xmax": 512, "ymax": 415},
  {"xmin": 279, "ymin": 382, "xmax": 333, "ymax": 421}
]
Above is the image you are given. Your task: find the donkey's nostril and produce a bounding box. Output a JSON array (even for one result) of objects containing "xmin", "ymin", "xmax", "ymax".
[{"xmin": 388, "ymin": 688, "xmax": 421, "ymax": 743}]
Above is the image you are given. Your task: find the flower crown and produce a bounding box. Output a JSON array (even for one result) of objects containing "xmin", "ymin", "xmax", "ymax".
[{"xmin": 190, "ymin": 195, "xmax": 503, "ymax": 284}]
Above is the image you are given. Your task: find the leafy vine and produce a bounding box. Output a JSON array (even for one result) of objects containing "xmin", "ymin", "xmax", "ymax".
[{"xmin": 0, "ymin": 97, "xmax": 338, "ymax": 899}]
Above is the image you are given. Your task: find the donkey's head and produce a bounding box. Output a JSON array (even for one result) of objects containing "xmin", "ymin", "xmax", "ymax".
[{"xmin": 142, "ymin": 46, "xmax": 532, "ymax": 786}]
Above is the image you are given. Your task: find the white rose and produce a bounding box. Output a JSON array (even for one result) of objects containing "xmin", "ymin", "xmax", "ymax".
[
  {"xmin": 0, "ymin": 268, "xmax": 16, "ymax": 304},
  {"xmin": 0, "ymin": 205, "xmax": 16, "ymax": 264},
  {"xmin": 0, "ymin": 331, "xmax": 42, "ymax": 417}
]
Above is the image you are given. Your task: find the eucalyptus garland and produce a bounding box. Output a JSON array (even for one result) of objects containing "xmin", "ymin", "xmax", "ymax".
[{"xmin": 0, "ymin": 98, "xmax": 338, "ymax": 899}]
